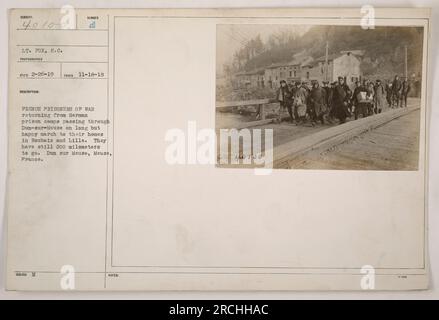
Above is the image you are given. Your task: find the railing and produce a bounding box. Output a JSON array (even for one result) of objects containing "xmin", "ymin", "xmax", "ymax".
[{"xmin": 216, "ymin": 98, "xmax": 275, "ymax": 129}]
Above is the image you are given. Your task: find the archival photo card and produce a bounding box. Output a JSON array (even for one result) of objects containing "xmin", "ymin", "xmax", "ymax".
[{"xmin": 6, "ymin": 8, "xmax": 430, "ymax": 291}]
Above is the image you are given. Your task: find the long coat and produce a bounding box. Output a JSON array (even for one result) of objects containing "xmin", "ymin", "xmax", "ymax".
[
  {"xmin": 292, "ymin": 86, "xmax": 308, "ymax": 117},
  {"xmin": 374, "ymin": 83, "xmax": 386, "ymax": 112},
  {"xmin": 392, "ymin": 79, "xmax": 402, "ymax": 93},
  {"xmin": 332, "ymin": 84, "xmax": 350, "ymax": 120},
  {"xmin": 385, "ymin": 83, "xmax": 393, "ymax": 103},
  {"xmin": 309, "ymin": 86, "xmax": 327, "ymax": 117},
  {"xmin": 323, "ymin": 86, "xmax": 331, "ymax": 109},
  {"xmin": 401, "ymin": 81, "xmax": 411, "ymax": 96}
]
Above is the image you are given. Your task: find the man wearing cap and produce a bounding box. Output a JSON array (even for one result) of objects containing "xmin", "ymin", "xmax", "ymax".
[
  {"xmin": 385, "ymin": 79, "xmax": 393, "ymax": 109},
  {"xmin": 392, "ymin": 75, "xmax": 402, "ymax": 107},
  {"xmin": 374, "ymin": 79, "xmax": 386, "ymax": 113},
  {"xmin": 322, "ymin": 81, "xmax": 330, "ymax": 106},
  {"xmin": 308, "ymin": 80, "xmax": 327, "ymax": 125},
  {"xmin": 327, "ymin": 81, "xmax": 338, "ymax": 121},
  {"xmin": 352, "ymin": 80, "xmax": 363, "ymax": 118},
  {"xmin": 292, "ymin": 80, "xmax": 308, "ymax": 124},
  {"xmin": 301, "ymin": 81, "xmax": 311, "ymax": 95},
  {"xmin": 331, "ymin": 76, "xmax": 351, "ymax": 124},
  {"xmin": 276, "ymin": 80, "xmax": 293, "ymax": 123},
  {"xmin": 401, "ymin": 78, "xmax": 411, "ymax": 108},
  {"xmin": 352, "ymin": 80, "xmax": 369, "ymax": 119}
]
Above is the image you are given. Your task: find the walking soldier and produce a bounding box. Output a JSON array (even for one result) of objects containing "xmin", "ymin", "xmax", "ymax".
[
  {"xmin": 401, "ymin": 78, "xmax": 411, "ymax": 108},
  {"xmin": 392, "ymin": 75, "xmax": 402, "ymax": 107},
  {"xmin": 331, "ymin": 76, "xmax": 351, "ymax": 124},
  {"xmin": 276, "ymin": 80, "xmax": 293, "ymax": 123},
  {"xmin": 308, "ymin": 80, "xmax": 327, "ymax": 126}
]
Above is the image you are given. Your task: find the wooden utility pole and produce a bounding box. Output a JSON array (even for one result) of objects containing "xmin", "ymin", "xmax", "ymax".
[
  {"xmin": 325, "ymin": 41, "xmax": 329, "ymax": 82},
  {"xmin": 405, "ymin": 45, "xmax": 408, "ymax": 79}
]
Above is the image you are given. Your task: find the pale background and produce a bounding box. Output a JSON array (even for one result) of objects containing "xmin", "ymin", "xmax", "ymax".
[{"xmin": 0, "ymin": 0, "xmax": 438, "ymax": 299}]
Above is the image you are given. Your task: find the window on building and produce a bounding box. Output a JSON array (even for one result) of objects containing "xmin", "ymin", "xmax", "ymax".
[
  {"xmin": 306, "ymin": 72, "xmax": 310, "ymax": 79},
  {"xmin": 294, "ymin": 71, "xmax": 297, "ymax": 77}
]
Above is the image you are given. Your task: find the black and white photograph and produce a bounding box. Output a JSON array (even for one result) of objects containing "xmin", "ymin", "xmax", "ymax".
[{"xmin": 216, "ymin": 24, "xmax": 425, "ymax": 170}]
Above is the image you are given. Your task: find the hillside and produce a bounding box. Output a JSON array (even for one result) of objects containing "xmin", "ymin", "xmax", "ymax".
[{"xmin": 238, "ymin": 26, "xmax": 424, "ymax": 80}]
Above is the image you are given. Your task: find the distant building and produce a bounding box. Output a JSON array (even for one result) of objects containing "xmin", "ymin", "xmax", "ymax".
[
  {"xmin": 234, "ymin": 68, "xmax": 265, "ymax": 89},
  {"xmin": 264, "ymin": 56, "xmax": 313, "ymax": 89},
  {"xmin": 231, "ymin": 50, "xmax": 362, "ymax": 90},
  {"xmin": 264, "ymin": 62, "xmax": 284, "ymax": 89},
  {"xmin": 305, "ymin": 51, "xmax": 362, "ymax": 86}
]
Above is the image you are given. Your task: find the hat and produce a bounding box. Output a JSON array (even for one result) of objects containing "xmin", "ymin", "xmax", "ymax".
[
  {"xmin": 295, "ymin": 81, "xmax": 301, "ymax": 85},
  {"xmin": 338, "ymin": 76, "xmax": 344, "ymax": 80}
]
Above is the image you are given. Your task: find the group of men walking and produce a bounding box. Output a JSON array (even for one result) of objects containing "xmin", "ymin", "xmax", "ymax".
[{"xmin": 275, "ymin": 75, "xmax": 411, "ymax": 126}]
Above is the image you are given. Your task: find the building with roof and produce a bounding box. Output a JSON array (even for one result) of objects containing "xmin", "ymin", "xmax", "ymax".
[
  {"xmin": 231, "ymin": 51, "xmax": 362, "ymax": 90},
  {"xmin": 233, "ymin": 68, "xmax": 265, "ymax": 89},
  {"xmin": 304, "ymin": 51, "xmax": 362, "ymax": 86},
  {"xmin": 264, "ymin": 56, "xmax": 313, "ymax": 89}
]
